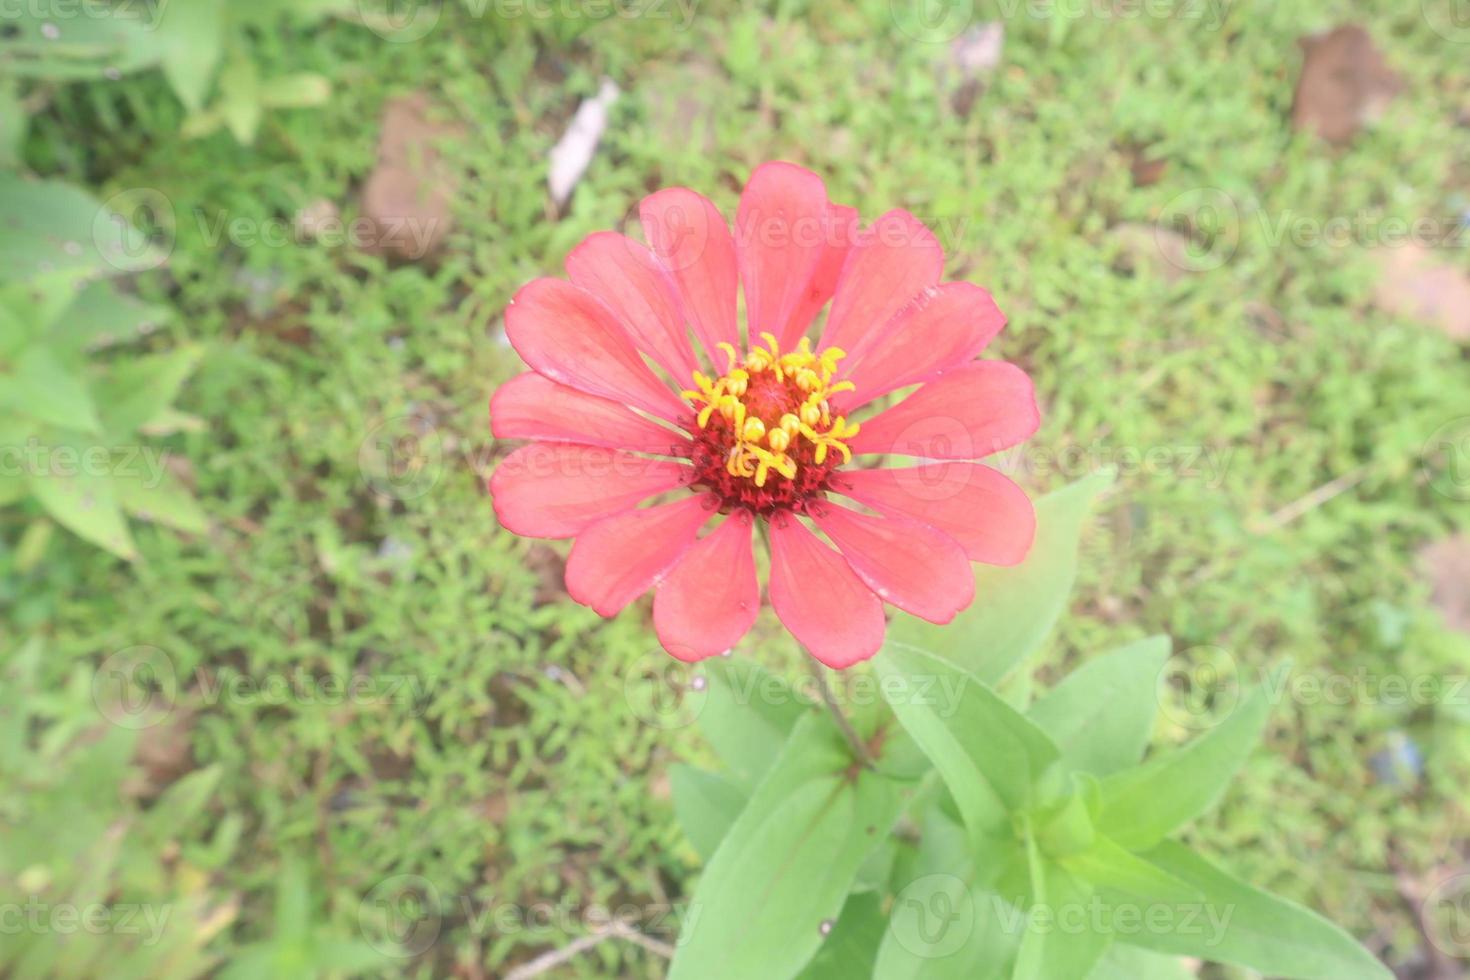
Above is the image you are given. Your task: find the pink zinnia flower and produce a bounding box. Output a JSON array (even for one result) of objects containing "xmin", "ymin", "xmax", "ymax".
[{"xmin": 489, "ymin": 162, "xmax": 1039, "ymax": 668}]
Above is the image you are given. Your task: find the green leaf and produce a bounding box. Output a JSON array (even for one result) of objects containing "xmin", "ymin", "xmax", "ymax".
[
  {"xmin": 1128, "ymin": 841, "xmax": 1391, "ymax": 979},
  {"xmin": 95, "ymin": 344, "xmax": 203, "ymax": 438},
  {"xmin": 0, "ymin": 8, "xmax": 164, "ymax": 81},
  {"xmin": 889, "ymin": 472, "xmax": 1113, "ymax": 684},
  {"xmin": 1027, "ymin": 636, "xmax": 1171, "ymax": 777},
  {"xmin": 0, "ymin": 344, "xmax": 102, "ymax": 433},
  {"xmin": 874, "ymin": 804, "xmax": 1022, "ymax": 980},
  {"xmin": 25, "ymin": 441, "xmax": 138, "ymax": 560},
  {"xmin": 260, "ymin": 73, "xmax": 332, "ymax": 109},
  {"xmin": 798, "ymin": 891, "xmax": 887, "ymax": 980},
  {"xmin": 1096, "ymin": 684, "xmax": 1271, "ymax": 850},
  {"xmin": 114, "ymin": 467, "xmax": 209, "ymax": 535},
  {"xmin": 143, "ymin": 765, "xmax": 222, "ymax": 840},
  {"xmin": 1016, "ymin": 862, "xmax": 1112, "ymax": 980},
  {"xmin": 0, "ymin": 174, "xmax": 165, "ymax": 279},
  {"xmin": 0, "ymin": 79, "xmax": 24, "ymax": 169},
  {"xmin": 876, "ymin": 642, "xmax": 1059, "ymax": 837},
  {"xmin": 217, "ymin": 54, "xmax": 264, "ymax": 145},
  {"xmin": 669, "ymin": 764, "xmax": 746, "ymax": 862},
  {"xmin": 155, "ymin": 0, "xmax": 225, "ymax": 111},
  {"xmin": 1086, "ymin": 944, "xmax": 1195, "ymax": 980},
  {"xmin": 51, "ymin": 279, "xmax": 171, "ymax": 353},
  {"xmin": 1059, "ymin": 836, "xmax": 1201, "ymax": 904},
  {"xmin": 667, "ymin": 713, "xmax": 904, "ymax": 980},
  {"xmin": 697, "ymin": 658, "xmax": 806, "ymax": 791}
]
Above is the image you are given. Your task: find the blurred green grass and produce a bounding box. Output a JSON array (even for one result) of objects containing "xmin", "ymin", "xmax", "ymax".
[{"xmin": 6, "ymin": 0, "xmax": 1470, "ymax": 975}]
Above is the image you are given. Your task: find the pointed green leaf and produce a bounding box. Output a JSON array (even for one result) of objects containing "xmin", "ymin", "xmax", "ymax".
[
  {"xmin": 1128, "ymin": 842, "xmax": 1391, "ymax": 979},
  {"xmin": 669, "ymin": 764, "xmax": 746, "ymax": 862},
  {"xmin": 1014, "ymin": 824, "xmax": 1114, "ymax": 980},
  {"xmin": 1028, "ymin": 636, "xmax": 1171, "ymax": 776},
  {"xmin": 26, "ymin": 447, "xmax": 138, "ymax": 560},
  {"xmin": 888, "ymin": 472, "xmax": 1113, "ymax": 684},
  {"xmin": 1086, "ymin": 944, "xmax": 1195, "ymax": 980},
  {"xmin": 113, "ymin": 464, "xmax": 208, "ymax": 535},
  {"xmin": 0, "ymin": 175, "xmax": 164, "ymax": 279},
  {"xmin": 1060, "ymin": 836, "xmax": 1201, "ymax": 904},
  {"xmin": 53, "ymin": 279, "xmax": 171, "ymax": 353},
  {"xmin": 1, "ymin": 344, "xmax": 101, "ymax": 433},
  {"xmin": 95, "ymin": 344, "xmax": 202, "ymax": 438},
  {"xmin": 877, "ymin": 642, "xmax": 1059, "ymax": 837},
  {"xmin": 874, "ymin": 804, "xmax": 1023, "ymax": 980},
  {"xmin": 260, "ymin": 73, "xmax": 332, "ymax": 109},
  {"xmin": 798, "ymin": 891, "xmax": 886, "ymax": 980},
  {"xmin": 697, "ymin": 658, "xmax": 806, "ymax": 791},
  {"xmin": 155, "ymin": 0, "xmax": 224, "ymax": 111},
  {"xmin": 1097, "ymin": 684, "xmax": 1270, "ymax": 850},
  {"xmin": 667, "ymin": 713, "xmax": 903, "ymax": 980}
]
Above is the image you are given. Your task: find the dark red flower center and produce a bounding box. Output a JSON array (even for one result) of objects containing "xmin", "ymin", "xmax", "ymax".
[{"xmin": 681, "ymin": 334, "xmax": 859, "ymax": 517}]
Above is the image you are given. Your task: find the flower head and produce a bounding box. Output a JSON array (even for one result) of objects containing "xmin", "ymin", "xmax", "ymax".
[{"xmin": 489, "ymin": 162, "xmax": 1040, "ymax": 668}]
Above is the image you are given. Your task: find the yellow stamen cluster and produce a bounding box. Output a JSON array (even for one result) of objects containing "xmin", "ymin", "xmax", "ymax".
[{"xmin": 681, "ymin": 333, "xmax": 861, "ymax": 488}]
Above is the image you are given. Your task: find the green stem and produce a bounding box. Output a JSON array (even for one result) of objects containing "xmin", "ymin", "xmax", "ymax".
[{"xmin": 804, "ymin": 655, "xmax": 873, "ymax": 768}]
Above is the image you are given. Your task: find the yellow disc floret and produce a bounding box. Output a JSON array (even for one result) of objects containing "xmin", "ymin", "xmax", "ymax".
[{"xmin": 681, "ymin": 334, "xmax": 860, "ymax": 489}]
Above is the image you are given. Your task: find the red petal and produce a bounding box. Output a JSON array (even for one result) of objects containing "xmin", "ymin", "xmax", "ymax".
[
  {"xmin": 640, "ymin": 188, "xmax": 740, "ymax": 365},
  {"xmin": 849, "ymin": 361, "xmax": 1040, "ymax": 460},
  {"xmin": 811, "ymin": 501, "xmax": 974, "ymax": 625},
  {"xmin": 490, "ymin": 373, "xmax": 688, "ymax": 455},
  {"xmin": 505, "ymin": 279, "xmax": 689, "ymax": 423},
  {"xmin": 819, "ymin": 209, "xmax": 944, "ymax": 356},
  {"xmin": 653, "ymin": 511, "xmax": 759, "ymax": 661},
  {"xmin": 565, "ymin": 494, "xmax": 714, "ymax": 616},
  {"xmin": 565, "ymin": 231, "xmax": 700, "ymax": 383},
  {"xmin": 736, "ymin": 162, "xmax": 830, "ymax": 349},
  {"xmin": 780, "ymin": 204, "xmax": 859, "ymax": 348},
  {"xmin": 838, "ymin": 283, "xmax": 1006, "ymax": 409},
  {"xmin": 768, "ymin": 516, "xmax": 885, "ymax": 669},
  {"xmin": 832, "ymin": 463, "xmax": 1035, "ymax": 565},
  {"xmin": 489, "ymin": 444, "xmax": 689, "ymax": 539}
]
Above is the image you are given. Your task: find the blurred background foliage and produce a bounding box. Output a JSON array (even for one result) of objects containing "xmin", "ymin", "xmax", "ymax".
[{"xmin": 1, "ymin": 0, "xmax": 1468, "ymax": 977}]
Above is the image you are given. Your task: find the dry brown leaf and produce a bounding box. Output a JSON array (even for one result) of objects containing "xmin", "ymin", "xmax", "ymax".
[
  {"xmin": 1291, "ymin": 25, "xmax": 1403, "ymax": 145},
  {"xmin": 1421, "ymin": 534, "xmax": 1470, "ymax": 635},
  {"xmin": 360, "ymin": 93, "xmax": 465, "ymax": 261},
  {"xmin": 1372, "ymin": 243, "xmax": 1470, "ymax": 341},
  {"xmin": 941, "ymin": 22, "xmax": 1004, "ymax": 118}
]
